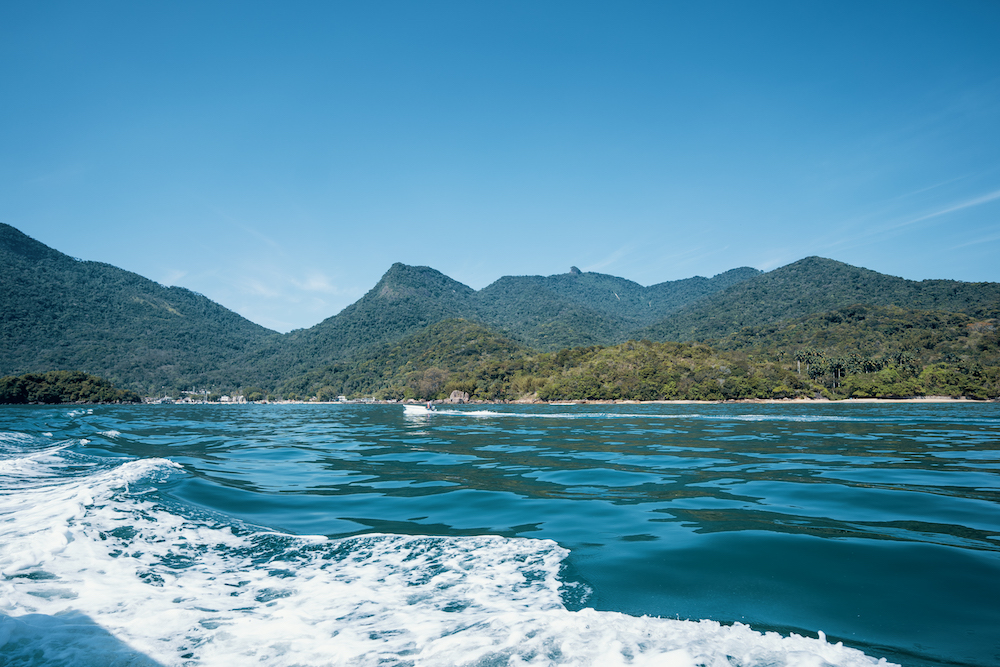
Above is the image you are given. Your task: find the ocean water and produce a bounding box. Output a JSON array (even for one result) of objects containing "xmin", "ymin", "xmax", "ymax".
[{"xmin": 1, "ymin": 403, "xmax": 998, "ymax": 667}]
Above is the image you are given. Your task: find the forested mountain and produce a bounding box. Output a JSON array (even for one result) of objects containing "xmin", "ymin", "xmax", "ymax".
[
  {"xmin": 0, "ymin": 223, "xmax": 276, "ymax": 393},
  {"xmin": 474, "ymin": 275, "xmax": 623, "ymax": 350},
  {"xmin": 3, "ymin": 223, "xmax": 998, "ymax": 400},
  {"xmin": 276, "ymin": 318, "xmax": 528, "ymax": 400},
  {"xmin": 237, "ymin": 262, "xmax": 762, "ymax": 380},
  {"xmin": 245, "ymin": 263, "xmax": 480, "ymax": 386},
  {"xmin": 718, "ymin": 304, "xmax": 998, "ymax": 361},
  {"xmin": 474, "ymin": 266, "xmax": 761, "ymax": 350},
  {"xmin": 277, "ymin": 315, "xmax": 1000, "ymax": 402},
  {"xmin": 641, "ymin": 257, "xmax": 1000, "ymax": 342},
  {"xmin": 275, "ymin": 319, "xmax": 809, "ymax": 403},
  {"xmin": 716, "ymin": 304, "xmax": 999, "ymax": 397}
]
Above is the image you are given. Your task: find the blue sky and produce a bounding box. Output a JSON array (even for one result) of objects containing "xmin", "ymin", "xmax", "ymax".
[{"xmin": 3, "ymin": 1, "xmax": 999, "ymax": 332}]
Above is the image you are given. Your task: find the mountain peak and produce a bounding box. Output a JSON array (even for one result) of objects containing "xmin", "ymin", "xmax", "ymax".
[
  {"xmin": 0, "ymin": 223, "xmax": 65, "ymax": 263},
  {"xmin": 374, "ymin": 263, "xmax": 475, "ymax": 300},
  {"xmin": 641, "ymin": 255, "xmax": 1000, "ymax": 341}
]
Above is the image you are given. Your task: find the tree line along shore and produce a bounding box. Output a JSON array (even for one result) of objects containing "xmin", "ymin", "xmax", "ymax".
[
  {"xmin": 271, "ymin": 322, "xmax": 1000, "ymax": 403},
  {"xmin": 3, "ymin": 320, "xmax": 997, "ymax": 404}
]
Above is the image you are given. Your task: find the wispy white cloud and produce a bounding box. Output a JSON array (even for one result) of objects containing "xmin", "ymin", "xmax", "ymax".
[
  {"xmin": 949, "ymin": 230, "xmax": 1000, "ymax": 251},
  {"xmin": 243, "ymin": 226, "xmax": 286, "ymax": 254},
  {"xmin": 291, "ymin": 271, "xmax": 352, "ymax": 295},
  {"xmin": 884, "ymin": 175, "xmax": 971, "ymax": 203},
  {"xmin": 810, "ymin": 185, "xmax": 1000, "ymax": 257},
  {"xmin": 583, "ymin": 245, "xmax": 633, "ymax": 272},
  {"xmin": 656, "ymin": 245, "xmax": 732, "ymax": 273},
  {"xmin": 224, "ymin": 264, "xmax": 365, "ymax": 326},
  {"xmin": 209, "ymin": 206, "xmax": 288, "ymax": 255},
  {"xmin": 241, "ymin": 277, "xmax": 284, "ymax": 299},
  {"xmin": 159, "ymin": 269, "xmax": 188, "ymax": 286},
  {"xmin": 891, "ymin": 187, "xmax": 1000, "ymax": 230}
]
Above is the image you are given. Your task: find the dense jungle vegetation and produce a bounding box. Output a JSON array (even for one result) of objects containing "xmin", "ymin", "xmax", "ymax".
[
  {"xmin": 3, "ymin": 223, "xmax": 999, "ymax": 401},
  {"xmin": 0, "ymin": 371, "xmax": 141, "ymax": 404},
  {"xmin": 472, "ymin": 266, "xmax": 761, "ymax": 350},
  {"xmin": 272, "ymin": 317, "xmax": 1000, "ymax": 402},
  {"xmin": 641, "ymin": 257, "xmax": 1000, "ymax": 342},
  {"xmin": 0, "ymin": 223, "xmax": 277, "ymax": 394}
]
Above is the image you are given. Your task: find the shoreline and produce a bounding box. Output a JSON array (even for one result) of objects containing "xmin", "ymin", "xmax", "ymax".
[{"xmin": 149, "ymin": 395, "xmax": 993, "ymax": 406}]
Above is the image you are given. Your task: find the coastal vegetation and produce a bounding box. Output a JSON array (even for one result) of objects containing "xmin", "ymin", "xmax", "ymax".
[
  {"xmin": 715, "ymin": 305, "xmax": 1000, "ymax": 400},
  {"xmin": 273, "ymin": 317, "xmax": 999, "ymax": 402},
  {"xmin": 2, "ymin": 223, "xmax": 998, "ymax": 402},
  {"xmin": 0, "ymin": 371, "xmax": 141, "ymax": 404}
]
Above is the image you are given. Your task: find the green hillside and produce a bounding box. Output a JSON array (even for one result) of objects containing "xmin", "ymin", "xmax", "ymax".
[
  {"xmin": 0, "ymin": 223, "xmax": 276, "ymax": 393},
  {"xmin": 0, "ymin": 370, "xmax": 141, "ymax": 404},
  {"xmin": 718, "ymin": 304, "xmax": 998, "ymax": 360},
  {"xmin": 247, "ymin": 263, "xmax": 481, "ymax": 386},
  {"xmin": 276, "ymin": 309, "xmax": 1000, "ymax": 402},
  {"xmin": 642, "ymin": 267, "xmax": 763, "ymax": 318},
  {"xmin": 4, "ymin": 223, "xmax": 999, "ymax": 401},
  {"xmin": 275, "ymin": 326, "xmax": 994, "ymax": 403},
  {"xmin": 276, "ymin": 318, "xmax": 527, "ymax": 400},
  {"xmin": 474, "ymin": 275, "xmax": 622, "ymax": 350},
  {"xmin": 641, "ymin": 257, "xmax": 1000, "ymax": 342},
  {"xmin": 473, "ymin": 266, "xmax": 761, "ymax": 350},
  {"xmin": 715, "ymin": 304, "xmax": 1000, "ymax": 398},
  {"xmin": 276, "ymin": 318, "xmax": 792, "ymax": 402},
  {"xmin": 260, "ymin": 262, "xmax": 764, "ymax": 380}
]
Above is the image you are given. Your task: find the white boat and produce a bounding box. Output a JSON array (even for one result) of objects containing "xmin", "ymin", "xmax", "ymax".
[{"xmin": 403, "ymin": 404, "xmax": 435, "ymax": 415}]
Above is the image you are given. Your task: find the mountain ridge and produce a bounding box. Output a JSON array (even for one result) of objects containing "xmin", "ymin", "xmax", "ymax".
[
  {"xmin": 640, "ymin": 256, "xmax": 1000, "ymax": 342},
  {"xmin": 3, "ymin": 223, "xmax": 998, "ymax": 395},
  {"xmin": 473, "ymin": 265, "xmax": 763, "ymax": 349},
  {"xmin": 0, "ymin": 223, "xmax": 277, "ymax": 393}
]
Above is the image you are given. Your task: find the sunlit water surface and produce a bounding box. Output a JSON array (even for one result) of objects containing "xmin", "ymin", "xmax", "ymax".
[{"xmin": 1, "ymin": 403, "xmax": 998, "ymax": 666}]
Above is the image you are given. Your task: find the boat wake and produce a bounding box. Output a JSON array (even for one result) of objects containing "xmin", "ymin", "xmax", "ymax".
[
  {"xmin": 404, "ymin": 405, "xmax": 872, "ymax": 423},
  {"xmin": 1, "ymin": 433, "xmax": 897, "ymax": 666}
]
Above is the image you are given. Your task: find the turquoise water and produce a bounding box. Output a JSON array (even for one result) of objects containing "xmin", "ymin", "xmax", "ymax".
[{"xmin": 1, "ymin": 403, "xmax": 998, "ymax": 666}]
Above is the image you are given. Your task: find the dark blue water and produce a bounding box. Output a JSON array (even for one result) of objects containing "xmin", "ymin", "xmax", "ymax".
[{"xmin": 1, "ymin": 403, "xmax": 998, "ymax": 666}]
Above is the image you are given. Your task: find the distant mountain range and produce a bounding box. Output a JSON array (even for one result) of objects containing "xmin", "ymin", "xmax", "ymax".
[
  {"xmin": 0, "ymin": 223, "xmax": 275, "ymax": 393},
  {"xmin": 2, "ymin": 222, "xmax": 998, "ymax": 395},
  {"xmin": 640, "ymin": 256, "xmax": 1000, "ymax": 341}
]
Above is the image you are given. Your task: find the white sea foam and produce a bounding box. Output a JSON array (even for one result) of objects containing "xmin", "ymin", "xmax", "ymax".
[
  {"xmin": 0, "ymin": 432, "xmax": 34, "ymax": 446},
  {"xmin": 435, "ymin": 409, "xmax": 867, "ymax": 424},
  {"xmin": 0, "ymin": 440, "xmax": 897, "ymax": 667},
  {"xmin": 404, "ymin": 407, "xmax": 502, "ymax": 419}
]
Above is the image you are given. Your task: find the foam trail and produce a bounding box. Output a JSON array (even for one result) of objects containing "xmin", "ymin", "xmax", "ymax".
[
  {"xmin": 428, "ymin": 407, "xmax": 1000, "ymax": 427},
  {"xmin": 0, "ymin": 438, "xmax": 897, "ymax": 666},
  {"xmin": 421, "ymin": 408, "xmax": 871, "ymax": 423}
]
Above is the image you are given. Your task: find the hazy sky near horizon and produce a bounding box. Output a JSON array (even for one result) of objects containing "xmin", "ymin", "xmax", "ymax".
[{"xmin": 3, "ymin": 1, "xmax": 999, "ymax": 332}]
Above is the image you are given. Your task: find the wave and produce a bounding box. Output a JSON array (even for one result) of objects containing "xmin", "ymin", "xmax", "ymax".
[
  {"xmin": 422, "ymin": 408, "xmax": 872, "ymax": 423},
  {"xmin": 418, "ymin": 405, "xmax": 1000, "ymax": 428},
  {"xmin": 0, "ymin": 435, "xmax": 896, "ymax": 666}
]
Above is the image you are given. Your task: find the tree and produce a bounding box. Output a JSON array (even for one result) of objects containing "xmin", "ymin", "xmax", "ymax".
[
  {"xmin": 244, "ymin": 386, "xmax": 265, "ymax": 402},
  {"xmin": 414, "ymin": 367, "xmax": 449, "ymax": 399}
]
